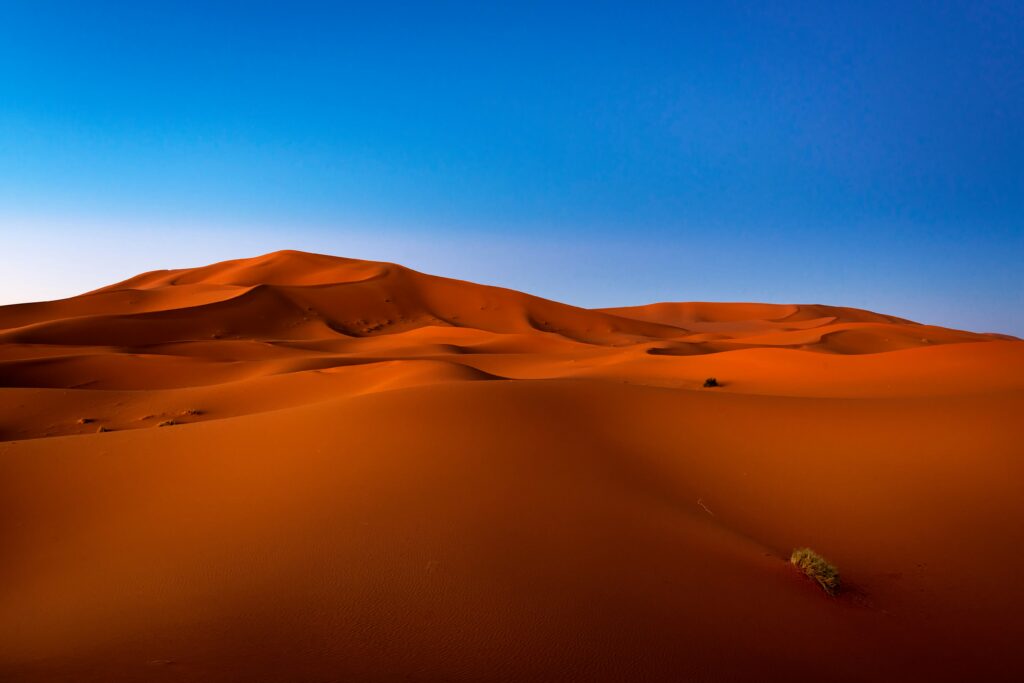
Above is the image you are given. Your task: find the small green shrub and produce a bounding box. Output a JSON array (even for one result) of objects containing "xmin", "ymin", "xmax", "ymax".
[
  {"xmin": 790, "ymin": 548, "xmax": 840, "ymax": 595},
  {"xmin": 703, "ymin": 377, "xmax": 720, "ymax": 388}
]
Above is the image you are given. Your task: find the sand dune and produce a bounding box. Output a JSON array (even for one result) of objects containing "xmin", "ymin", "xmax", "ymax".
[{"xmin": 1, "ymin": 250, "xmax": 1022, "ymax": 682}]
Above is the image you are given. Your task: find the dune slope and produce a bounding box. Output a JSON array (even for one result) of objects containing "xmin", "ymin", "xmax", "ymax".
[{"xmin": 1, "ymin": 251, "xmax": 1022, "ymax": 682}]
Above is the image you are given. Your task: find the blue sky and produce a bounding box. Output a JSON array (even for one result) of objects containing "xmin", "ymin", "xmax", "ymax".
[{"xmin": 1, "ymin": 1, "xmax": 1022, "ymax": 334}]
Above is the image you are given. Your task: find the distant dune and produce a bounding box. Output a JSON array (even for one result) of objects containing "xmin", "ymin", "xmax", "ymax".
[{"xmin": 2, "ymin": 250, "xmax": 1022, "ymax": 682}]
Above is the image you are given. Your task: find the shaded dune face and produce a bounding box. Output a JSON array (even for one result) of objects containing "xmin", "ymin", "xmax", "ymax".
[{"xmin": 1, "ymin": 250, "xmax": 1022, "ymax": 682}]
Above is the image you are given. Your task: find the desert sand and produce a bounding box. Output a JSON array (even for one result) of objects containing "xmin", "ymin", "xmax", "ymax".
[{"xmin": 1, "ymin": 250, "xmax": 1022, "ymax": 682}]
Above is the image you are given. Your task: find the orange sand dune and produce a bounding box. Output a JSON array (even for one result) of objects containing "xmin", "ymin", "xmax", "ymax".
[{"xmin": 1, "ymin": 250, "xmax": 1022, "ymax": 682}]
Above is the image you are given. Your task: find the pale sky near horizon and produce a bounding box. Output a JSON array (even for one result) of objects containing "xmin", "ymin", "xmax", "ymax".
[{"xmin": 1, "ymin": 2, "xmax": 1022, "ymax": 335}]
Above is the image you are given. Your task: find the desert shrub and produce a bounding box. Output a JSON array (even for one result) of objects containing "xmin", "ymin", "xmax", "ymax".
[
  {"xmin": 790, "ymin": 548, "xmax": 840, "ymax": 595},
  {"xmin": 182, "ymin": 408, "xmax": 204, "ymax": 416},
  {"xmin": 703, "ymin": 377, "xmax": 720, "ymax": 388},
  {"xmin": 157, "ymin": 419, "xmax": 177, "ymax": 427}
]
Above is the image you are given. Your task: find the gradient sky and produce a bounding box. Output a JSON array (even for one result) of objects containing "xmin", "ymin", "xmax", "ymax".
[{"xmin": 1, "ymin": 1, "xmax": 1022, "ymax": 334}]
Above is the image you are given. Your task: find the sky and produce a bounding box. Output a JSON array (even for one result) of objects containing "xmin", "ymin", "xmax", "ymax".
[{"xmin": 1, "ymin": 1, "xmax": 1022, "ymax": 334}]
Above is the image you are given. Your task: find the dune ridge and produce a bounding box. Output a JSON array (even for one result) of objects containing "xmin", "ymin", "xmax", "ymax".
[{"xmin": 1, "ymin": 250, "xmax": 1022, "ymax": 682}]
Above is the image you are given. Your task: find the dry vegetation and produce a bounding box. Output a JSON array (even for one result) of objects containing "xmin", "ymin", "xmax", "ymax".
[{"xmin": 790, "ymin": 548, "xmax": 840, "ymax": 595}]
